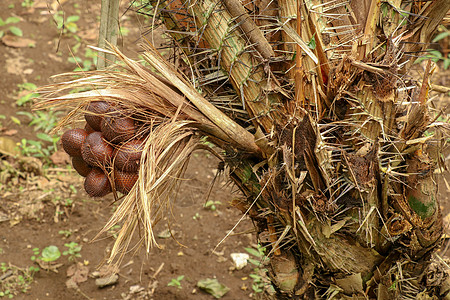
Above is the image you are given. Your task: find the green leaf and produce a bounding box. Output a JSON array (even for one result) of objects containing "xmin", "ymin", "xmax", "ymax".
[
  {"xmin": 17, "ymin": 92, "xmax": 39, "ymax": 106},
  {"xmin": 68, "ymin": 56, "xmax": 82, "ymax": 64},
  {"xmin": 0, "ymin": 18, "xmax": 5, "ymax": 26},
  {"xmin": 432, "ymin": 31, "xmax": 450, "ymax": 43},
  {"xmin": 16, "ymin": 111, "xmax": 33, "ymax": 120},
  {"xmin": 5, "ymin": 17, "xmax": 20, "ymax": 24},
  {"xmin": 167, "ymin": 275, "xmax": 184, "ymax": 288},
  {"xmin": 41, "ymin": 245, "xmax": 61, "ymax": 262},
  {"xmin": 247, "ymin": 258, "xmax": 263, "ymax": 267},
  {"xmin": 71, "ymin": 42, "xmax": 81, "ymax": 53},
  {"xmin": 19, "ymin": 82, "xmax": 37, "ymax": 90},
  {"xmin": 428, "ymin": 50, "xmax": 443, "ymax": 59},
  {"xmin": 307, "ymin": 36, "xmax": 316, "ymax": 50},
  {"xmin": 244, "ymin": 247, "xmax": 262, "ymax": 257},
  {"xmin": 444, "ymin": 58, "xmax": 450, "ymax": 70},
  {"xmin": 66, "ymin": 15, "xmax": 80, "ymax": 23},
  {"xmin": 10, "ymin": 116, "xmax": 21, "ymax": 125},
  {"xmin": 197, "ymin": 278, "xmax": 230, "ymax": 299},
  {"xmin": 27, "ymin": 140, "xmax": 42, "ymax": 147},
  {"xmin": 36, "ymin": 133, "xmax": 54, "ymax": 143},
  {"xmin": 9, "ymin": 26, "xmax": 23, "ymax": 37}
]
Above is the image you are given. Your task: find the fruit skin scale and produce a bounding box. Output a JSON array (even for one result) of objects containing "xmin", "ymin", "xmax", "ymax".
[
  {"xmin": 84, "ymin": 167, "xmax": 112, "ymax": 197},
  {"xmin": 85, "ymin": 101, "xmax": 112, "ymax": 131},
  {"xmin": 115, "ymin": 170, "xmax": 138, "ymax": 194},
  {"xmin": 72, "ymin": 156, "xmax": 92, "ymax": 177},
  {"xmin": 114, "ymin": 139, "xmax": 144, "ymax": 172},
  {"xmin": 101, "ymin": 115, "xmax": 136, "ymax": 143},
  {"xmin": 61, "ymin": 128, "xmax": 88, "ymax": 157},
  {"xmin": 81, "ymin": 132, "xmax": 114, "ymax": 167}
]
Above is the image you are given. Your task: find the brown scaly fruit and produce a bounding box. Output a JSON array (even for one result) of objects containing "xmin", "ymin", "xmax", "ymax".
[
  {"xmin": 84, "ymin": 122, "xmax": 95, "ymax": 134},
  {"xmin": 81, "ymin": 132, "xmax": 114, "ymax": 167},
  {"xmin": 85, "ymin": 101, "xmax": 112, "ymax": 131},
  {"xmin": 114, "ymin": 139, "xmax": 144, "ymax": 172},
  {"xmin": 84, "ymin": 167, "xmax": 111, "ymax": 197},
  {"xmin": 114, "ymin": 170, "xmax": 139, "ymax": 194},
  {"xmin": 61, "ymin": 128, "xmax": 88, "ymax": 157},
  {"xmin": 72, "ymin": 156, "xmax": 92, "ymax": 177},
  {"xmin": 101, "ymin": 115, "xmax": 136, "ymax": 143}
]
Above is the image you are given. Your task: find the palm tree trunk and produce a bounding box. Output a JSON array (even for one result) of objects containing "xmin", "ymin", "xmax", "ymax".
[{"xmin": 147, "ymin": 0, "xmax": 449, "ymax": 297}]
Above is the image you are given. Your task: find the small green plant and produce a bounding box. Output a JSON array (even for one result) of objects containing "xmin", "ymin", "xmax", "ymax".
[
  {"xmin": 63, "ymin": 242, "xmax": 82, "ymax": 262},
  {"xmin": 415, "ymin": 26, "xmax": 450, "ymax": 69},
  {"xmin": 203, "ymin": 200, "xmax": 221, "ymax": 211},
  {"xmin": 68, "ymin": 48, "xmax": 98, "ymax": 72},
  {"xmin": 40, "ymin": 246, "xmax": 61, "ymax": 262},
  {"xmin": 108, "ymin": 225, "xmax": 121, "ymax": 239},
  {"xmin": 245, "ymin": 245, "xmax": 269, "ymax": 267},
  {"xmin": 167, "ymin": 275, "xmax": 184, "ymax": 289},
  {"xmin": 54, "ymin": 12, "xmax": 79, "ymax": 35},
  {"xmin": 16, "ymin": 108, "xmax": 61, "ymax": 164},
  {"xmin": 415, "ymin": 50, "xmax": 450, "ymax": 69},
  {"xmin": 58, "ymin": 230, "xmax": 73, "ymax": 238},
  {"xmin": 64, "ymin": 198, "xmax": 74, "ymax": 207},
  {"xmin": 16, "ymin": 83, "xmax": 39, "ymax": 106},
  {"xmin": 30, "ymin": 248, "xmax": 40, "ymax": 262},
  {"xmin": 21, "ymin": 0, "xmax": 34, "ymax": 8},
  {"xmin": 31, "ymin": 246, "xmax": 61, "ymax": 264},
  {"xmin": 18, "ymin": 136, "xmax": 59, "ymax": 164},
  {"xmin": 0, "ymin": 263, "xmax": 8, "ymax": 272},
  {"xmin": 68, "ymin": 56, "xmax": 92, "ymax": 72},
  {"xmin": 69, "ymin": 185, "xmax": 77, "ymax": 194},
  {"xmin": 199, "ymin": 136, "xmax": 215, "ymax": 148},
  {"xmin": 17, "ymin": 109, "xmax": 62, "ymax": 133},
  {"xmin": 245, "ymin": 245, "xmax": 274, "ymax": 294},
  {"xmin": 0, "ymin": 17, "xmax": 22, "ymax": 38},
  {"xmin": 0, "ymin": 263, "xmax": 35, "ymax": 298}
]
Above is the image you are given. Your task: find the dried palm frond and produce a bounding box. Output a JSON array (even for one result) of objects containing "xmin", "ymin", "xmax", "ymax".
[
  {"xmin": 37, "ymin": 45, "xmax": 262, "ymax": 265},
  {"xmin": 103, "ymin": 120, "xmax": 200, "ymax": 262}
]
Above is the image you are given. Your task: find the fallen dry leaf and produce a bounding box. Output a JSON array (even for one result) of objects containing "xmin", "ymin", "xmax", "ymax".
[
  {"xmin": 48, "ymin": 53, "xmax": 63, "ymax": 63},
  {"xmin": 66, "ymin": 262, "xmax": 89, "ymax": 289},
  {"xmin": 50, "ymin": 149, "xmax": 70, "ymax": 165},
  {"xmin": 197, "ymin": 278, "xmax": 230, "ymax": 299},
  {"xmin": 91, "ymin": 265, "xmax": 119, "ymax": 278},
  {"xmin": 33, "ymin": 0, "xmax": 51, "ymax": 9},
  {"xmin": 1, "ymin": 35, "xmax": 36, "ymax": 48},
  {"xmin": 95, "ymin": 274, "xmax": 119, "ymax": 288},
  {"xmin": 0, "ymin": 136, "xmax": 21, "ymax": 157},
  {"xmin": 37, "ymin": 259, "xmax": 64, "ymax": 273},
  {"xmin": 3, "ymin": 129, "xmax": 18, "ymax": 136}
]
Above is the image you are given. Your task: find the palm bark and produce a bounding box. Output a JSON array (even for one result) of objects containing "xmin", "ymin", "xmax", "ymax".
[{"xmin": 148, "ymin": 0, "xmax": 449, "ymax": 298}]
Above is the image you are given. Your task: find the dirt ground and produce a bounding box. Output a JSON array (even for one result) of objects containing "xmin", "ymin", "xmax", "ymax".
[{"xmin": 0, "ymin": 1, "xmax": 449, "ymax": 300}]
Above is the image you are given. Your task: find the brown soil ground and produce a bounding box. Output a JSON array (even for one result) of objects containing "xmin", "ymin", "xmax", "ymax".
[{"xmin": 0, "ymin": 1, "xmax": 449, "ymax": 300}]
